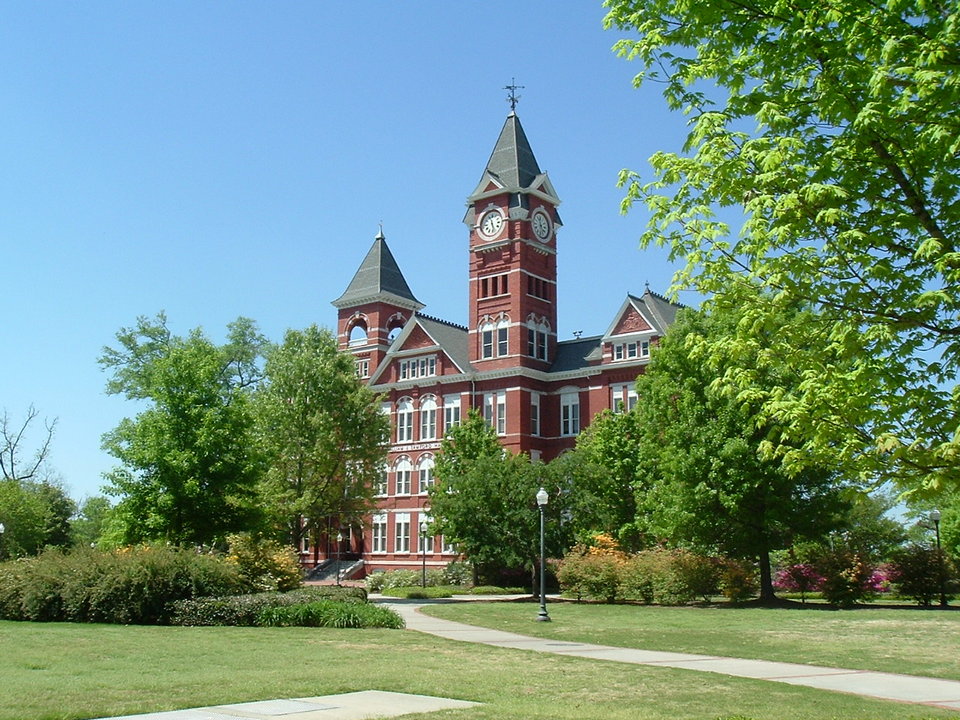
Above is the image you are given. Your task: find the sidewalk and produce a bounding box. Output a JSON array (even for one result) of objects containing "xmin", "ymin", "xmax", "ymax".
[{"xmin": 381, "ymin": 596, "xmax": 960, "ymax": 712}]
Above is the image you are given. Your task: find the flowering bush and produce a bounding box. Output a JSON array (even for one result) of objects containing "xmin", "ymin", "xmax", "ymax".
[
  {"xmin": 719, "ymin": 559, "xmax": 758, "ymax": 603},
  {"xmin": 889, "ymin": 544, "xmax": 955, "ymax": 606},
  {"xmin": 225, "ymin": 533, "xmax": 302, "ymax": 592},
  {"xmin": 773, "ymin": 563, "xmax": 824, "ymax": 603}
]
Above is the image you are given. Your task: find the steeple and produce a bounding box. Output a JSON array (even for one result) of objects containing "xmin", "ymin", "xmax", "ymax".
[
  {"xmin": 332, "ymin": 229, "xmax": 423, "ymax": 311},
  {"xmin": 473, "ymin": 112, "xmax": 542, "ymax": 193}
]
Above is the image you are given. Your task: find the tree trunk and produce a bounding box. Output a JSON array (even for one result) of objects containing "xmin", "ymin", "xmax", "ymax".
[{"xmin": 758, "ymin": 549, "xmax": 777, "ymax": 603}]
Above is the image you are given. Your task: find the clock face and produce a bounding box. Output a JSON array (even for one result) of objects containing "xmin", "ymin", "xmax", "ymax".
[
  {"xmin": 479, "ymin": 210, "xmax": 503, "ymax": 239},
  {"xmin": 532, "ymin": 212, "xmax": 550, "ymax": 240}
]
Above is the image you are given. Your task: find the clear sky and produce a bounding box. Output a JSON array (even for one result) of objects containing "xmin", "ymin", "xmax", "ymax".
[{"xmin": 2, "ymin": 2, "xmax": 696, "ymax": 502}]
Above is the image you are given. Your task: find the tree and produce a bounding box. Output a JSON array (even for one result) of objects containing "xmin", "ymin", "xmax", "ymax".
[
  {"xmin": 564, "ymin": 409, "xmax": 644, "ymax": 549},
  {"xmin": 1, "ymin": 406, "xmax": 56, "ymax": 483},
  {"xmin": 631, "ymin": 306, "xmax": 849, "ymax": 601},
  {"xmin": 429, "ymin": 411, "xmax": 572, "ymax": 586},
  {"xmin": 254, "ymin": 325, "xmax": 389, "ymax": 552},
  {"xmin": 71, "ymin": 495, "xmax": 114, "ymax": 548},
  {"xmin": 100, "ymin": 313, "xmax": 266, "ymax": 546},
  {"xmin": 604, "ymin": 0, "xmax": 960, "ymax": 494}
]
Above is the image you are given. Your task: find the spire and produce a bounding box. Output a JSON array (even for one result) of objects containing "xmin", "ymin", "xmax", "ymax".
[
  {"xmin": 478, "ymin": 112, "xmax": 542, "ymax": 192},
  {"xmin": 332, "ymin": 230, "xmax": 424, "ymax": 310}
]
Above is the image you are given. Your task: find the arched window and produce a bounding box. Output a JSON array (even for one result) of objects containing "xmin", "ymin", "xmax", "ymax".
[
  {"xmin": 348, "ymin": 321, "xmax": 368, "ymax": 346},
  {"xmin": 395, "ymin": 456, "xmax": 412, "ymax": 495},
  {"xmin": 420, "ymin": 395, "xmax": 437, "ymax": 440},
  {"xmin": 496, "ymin": 317, "xmax": 509, "ymax": 356},
  {"xmin": 417, "ymin": 454, "xmax": 435, "ymax": 494},
  {"xmin": 480, "ymin": 320, "xmax": 495, "ymax": 359},
  {"xmin": 526, "ymin": 316, "xmax": 549, "ymax": 361},
  {"xmin": 396, "ymin": 398, "xmax": 413, "ymax": 443}
]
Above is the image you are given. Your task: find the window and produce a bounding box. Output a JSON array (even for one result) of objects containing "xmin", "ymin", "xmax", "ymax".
[
  {"xmin": 372, "ymin": 513, "xmax": 387, "ymax": 554},
  {"xmin": 530, "ymin": 392, "xmax": 541, "ymax": 436},
  {"xmin": 301, "ymin": 535, "xmax": 311, "ymax": 553},
  {"xmin": 613, "ymin": 339, "xmax": 652, "ymax": 362},
  {"xmin": 561, "ymin": 391, "xmax": 580, "ymax": 436},
  {"xmin": 527, "ymin": 318, "xmax": 549, "ymax": 361},
  {"xmin": 442, "ymin": 536, "xmax": 457, "ymax": 554},
  {"xmin": 484, "ymin": 391, "xmax": 507, "ymax": 435},
  {"xmin": 349, "ymin": 323, "xmax": 368, "ymax": 346},
  {"xmin": 443, "ymin": 394, "xmax": 461, "ymax": 432},
  {"xmin": 374, "ymin": 465, "xmax": 388, "ymax": 496},
  {"xmin": 418, "ymin": 455, "xmax": 435, "ymax": 494},
  {"xmin": 420, "ymin": 396, "xmax": 437, "ymax": 440},
  {"xmin": 419, "ymin": 514, "xmax": 434, "ymax": 554},
  {"xmin": 394, "ymin": 513, "xmax": 410, "ymax": 554},
  {"xmin": 481, "ymin": 322, "xmax": 494, "ymax": 358},
  {"xmin": 355, "ymin": 358, "xmax": 369, "ymax": 378},
  {"xmin": 480, "ymin": 317, "xmax": 510, "ymax": 359},
  {"xmin": 399, "ymin": 355, "xmax": 437, "ymax": 380},
  {"xmin": 479, "ymin": 273, "xmax": 509, "ymax": 298},
  {"xmin": 612, "ymin": 384, "xmax": 638, "ymax": 413},
  {"xmin": 396, "ymin": 398, "xmax": 413, "ymax": 442},
  {"xmin": 395, "ymin": 457, "xmax": 412, "ymax": 495}
]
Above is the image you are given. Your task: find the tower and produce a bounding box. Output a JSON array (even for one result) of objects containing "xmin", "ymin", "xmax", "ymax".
[
  {"xmin": 332, "ymin": 229, "xmax": 424, "ymax": 377},
  {"xmin": 463, "ymin": 111, "xmax": 562, "ymax": 371}
]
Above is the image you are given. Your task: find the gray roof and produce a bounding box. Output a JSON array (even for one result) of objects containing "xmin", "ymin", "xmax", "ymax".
[
  {"xmin": 415, "ymin": 314, "xmax": 472, "ymax": 373},
  {"xmin": 549, "ymin": 336, "xmax": 604, "ymax": 374},
  {"xmin": 332, "ymin": 231, "xmax": 424, "ymax": 310},
  {"xmin": 469, "ymin": 112, "xmax": 542, "ymax": 196},
  {"xmin": 633, "ymin": 289, "xmax": 682, "ymax": 334}
]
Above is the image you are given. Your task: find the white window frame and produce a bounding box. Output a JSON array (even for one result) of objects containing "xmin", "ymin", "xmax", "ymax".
[
  {"xmin": 395, "ymin": 457, "xmax": 412, "ymax": 496},
  {"xmin": 374, "ymin": 464, "xmax": 388, "ymax": 497},
  {"xmin": 420, "ymin": 396, "xmax": 438, "ymax": 440},
  {"xmin": 355, "ymin": 358, "xmax": 369, "ymax": 378},
  {"xmin": 418, "ymin": 514, "xmax": 434, "ymax": 554},
  {"xmin": 561, "ymin": 390, "xmax": 580, "ymax": 437},
  {"xmin": 481, "ymin": 322, "xmax": 494, "ymax": 359},
  {"xmin": 394, "ymin": 513, "xmax": 411, "ymax": 554},
  {"xmin": 372, "ymin": 513, "xmax": 387, "ymax": 554},
  {"xmin": 443, "ymin": 394, "xmax": 461, "ymax": 432},
  {"xmin": 396, "ymin": 398, "xmax": 413, "ymax": 443},
  {"xmin": 530, "ymin": 392, "xmax": 541, "ymax": 437},
  {"xmin": 418, "ymin": 454, "xmax": 435, "ymax": 494},
  {"xmin": 483, "ymin": 390, "xmax": 507, "ymax": 436}
]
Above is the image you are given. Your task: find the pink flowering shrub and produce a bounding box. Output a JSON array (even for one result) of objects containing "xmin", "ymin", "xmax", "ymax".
[{"xmin": 773, "ymin": 563, "xmax": 824, "ymax": 603}]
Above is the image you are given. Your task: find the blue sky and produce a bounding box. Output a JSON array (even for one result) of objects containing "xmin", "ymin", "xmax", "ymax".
[{"xmin": 2, "ymin": 2, "xmax": 696, "ymax": 501}]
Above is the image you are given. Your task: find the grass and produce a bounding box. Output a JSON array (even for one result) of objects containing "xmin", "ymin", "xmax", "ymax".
[
  {"xmin": 421, "ymin": 600, "xmax": 960, "ymax": 681},
  {"xmin": 4, "ymin": 619, "xmax": 957, "ymax": 720}
]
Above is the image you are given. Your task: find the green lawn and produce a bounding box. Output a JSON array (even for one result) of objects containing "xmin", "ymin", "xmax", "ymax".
[
  {"xmin": 421, "ymin": 600, "xmax": 960, "ymax": 681},
  {"xmin": 4, "ymin": 619, "xmax": 957, "ymax": 720}
]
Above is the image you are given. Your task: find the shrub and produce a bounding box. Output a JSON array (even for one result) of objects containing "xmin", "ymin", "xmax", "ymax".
[
  {"xmin": 0, "ymin": 546, "xmax": 243, "ymax": 624},
  {"xmin": 719, "ymin": 559, "xmax": 758, "ymax": 603},
  {"xmin": 815, "ymin": 550, "xmax": 877, "ymax": 607},
  {"xmin": 225, "ymin": 533, "xmax": 302, "ymax": 592},
  {"xmin": 773, "ymin": 563, "xmax": 824, "ymax": 603},
  {"xmin": 365, "ymin": 568, "xmax": 457, "ymax": 593},
  {"xmin": 168, "ymin": 586, "xmax": 366, "ymax": 626},
  {"xmin": 256, "ymin": 600, "xmax": 404, "ymax": 629},
  {"xmin": 469, "ymin": 585, "xmax": 525, "ymax": 595},
  {"xmin": 556, "ymin": 534, "xmax": 628, "ymax": 603},
  {"xmin": 441, "ymin": 561, "xmax": 473, "ymax": 586},
  {"xmin": 380, "ymin": 585, "xmax": 455, "ymax": 599},
  {"xmin": 889, "ymin": 544, "xmax": 955, "ymax": 606}
]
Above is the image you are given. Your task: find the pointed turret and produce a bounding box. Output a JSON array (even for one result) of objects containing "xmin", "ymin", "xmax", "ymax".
[{"xmin": 333, "ymin": 229, "xmax": 423, "ymax": 311}]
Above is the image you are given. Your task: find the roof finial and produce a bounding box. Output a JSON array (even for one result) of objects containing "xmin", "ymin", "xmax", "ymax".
[
  {"xmin": 376, "ymin": 221, "xmax": 385, "ymax": 240},
  {"xmin": 504, "ymin": 78, "xmax": 524, "ymax": 112}
]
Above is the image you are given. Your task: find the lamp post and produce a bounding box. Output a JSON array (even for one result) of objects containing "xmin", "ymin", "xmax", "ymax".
[
  {"xmin": 536, "ymin": 487, "xmax": 550, "ymax": 622},
  {"xmin": 420, "ymin": 520, "xmax": 428, "ymax": 588},
  {"xmin": 0, "ymin": 522, "xmax": 5, "ymax": 560},
  {"xmin": 930, "ymin": 509, "xmax": 947, "ymax": 608},
  {"xmin": 335, "ymin": 531, "xmax": 343, "ymax": 587}
]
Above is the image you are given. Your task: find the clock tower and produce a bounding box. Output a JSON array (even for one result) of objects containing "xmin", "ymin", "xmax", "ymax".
[{"xmin": 463, "ymin": 111, "xmax": 562, "ymax": 369}]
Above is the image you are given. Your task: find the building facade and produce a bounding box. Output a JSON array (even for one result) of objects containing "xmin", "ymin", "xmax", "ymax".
[{"xmin": 325, "ymin": 111, "xmax": 680, "ymax": 575}]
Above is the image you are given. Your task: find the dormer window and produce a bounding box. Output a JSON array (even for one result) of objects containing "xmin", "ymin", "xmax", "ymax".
[
  {"xmin": 398, "ymin": 355, "xmax": 437, "ymax": 380},
  {"xmin": 612, "ymin": 339, "xmax": 650, "ymax": 361}
]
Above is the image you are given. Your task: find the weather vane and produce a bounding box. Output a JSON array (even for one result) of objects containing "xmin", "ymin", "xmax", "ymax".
[{"xmin": 504, "ymin": 78, "xmax": 524, "ymax": 111}]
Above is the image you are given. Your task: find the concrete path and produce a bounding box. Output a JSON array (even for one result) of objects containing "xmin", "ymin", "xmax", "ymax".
[{"xmin": 382, "ymin": 597, "xmax": 960, "ymax": 713}]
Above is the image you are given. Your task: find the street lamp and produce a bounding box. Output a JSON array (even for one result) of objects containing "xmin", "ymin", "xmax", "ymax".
[
  {"xmin": 0, "ymin": 522, "xmax": 5, "ymax": 560},
  {"xmin": 420, "ymin": 520, "xmax": 429, "ymax": 588},
  {"xmin": 930, "ymin": 509, "xmax": 947, "ymax": 608},
  {"xmin": 536, "ymin": 487, "xmax": 550, "ymax": 622},
  {"xmin": 335, "ymin": 531, "xmax": 343, "ymax": 587}
]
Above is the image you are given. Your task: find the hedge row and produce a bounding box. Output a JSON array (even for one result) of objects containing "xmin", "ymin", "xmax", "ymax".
[
  {"xmin": 0, "ymin": 546, "xmax": 243, "ymax": 624},
  {"xmin": 168, "ymin": 586, "xmax": 367, "ymax": 626},
  {"xmin": 257, "ymin": 599, "xmax": 404, "ymax": 629}
]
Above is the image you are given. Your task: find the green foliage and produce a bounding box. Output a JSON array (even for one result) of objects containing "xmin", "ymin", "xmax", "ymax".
[
  {"xmin": 469, "ymin": 585, "xmax": 524, "ymax": 595},
  {"xmin": 429, "ymin": 411, "xmax": 573, "ymax": 576},
  {"xmin": 379, "ymin": 585, "xmax": 455, "ymax": 599},
  {"xmin": 604, "ymin": 0, "xmax": 960, "ymax": 494},
  {"xmin": 255, "ymin": 325, "xmax": 388, "ymax": 548},
  {"xmin": 441, "ymin": 560, "xmax": 473, "ymax": 586},
  {"xmin": 630, "ymin": 306, "xmax": 849, "ymax": 600},
  {"xmin": 719, "ymin": 560, "xmax": 759, "ymax": 604},
  {"xmin": 71, "ymin": 495, "xmax": 114, "ymax": 549},
  {"xmin": 225, "ymin": 533, "xmax": 302, "ymax": 592},
  {"xmin": 889, "ymin": 543, "xmax": 956, "ymax": 606},
  {"xmin": 0, "ymin": 479, "xmax": 75, "ymax": 558},
  {"xmin": 100, "ymin": 314, "xmax": 266, "ymax": 546},
  {"xmin": 168, "ymin": 585, "xmax": 365, "ymax": 626},
  {"xmin": 0, "ymin": 546, "xmax": 243, "ymax": 624},
  {"xmin": 256, "ymin": 599, "xmax": 403, "ymax": 628},
  {"xmin": 814, "ymin": 550, "xmax": 878, "ymax": 608}
]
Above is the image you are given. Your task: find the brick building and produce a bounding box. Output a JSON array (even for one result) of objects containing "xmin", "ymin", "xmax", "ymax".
[{"xmin": 322, "ymin": 111, "xmax": 680, "ymax": 576}]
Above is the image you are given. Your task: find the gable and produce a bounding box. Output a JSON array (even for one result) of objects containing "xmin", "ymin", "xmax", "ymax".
[
  {"xmin": 401, "ymin": 325, "xmax": 435, "ymax": 351},
  {"xmin": 611, "ymin": 307, "xmax": 653, "ymax": 335}
]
